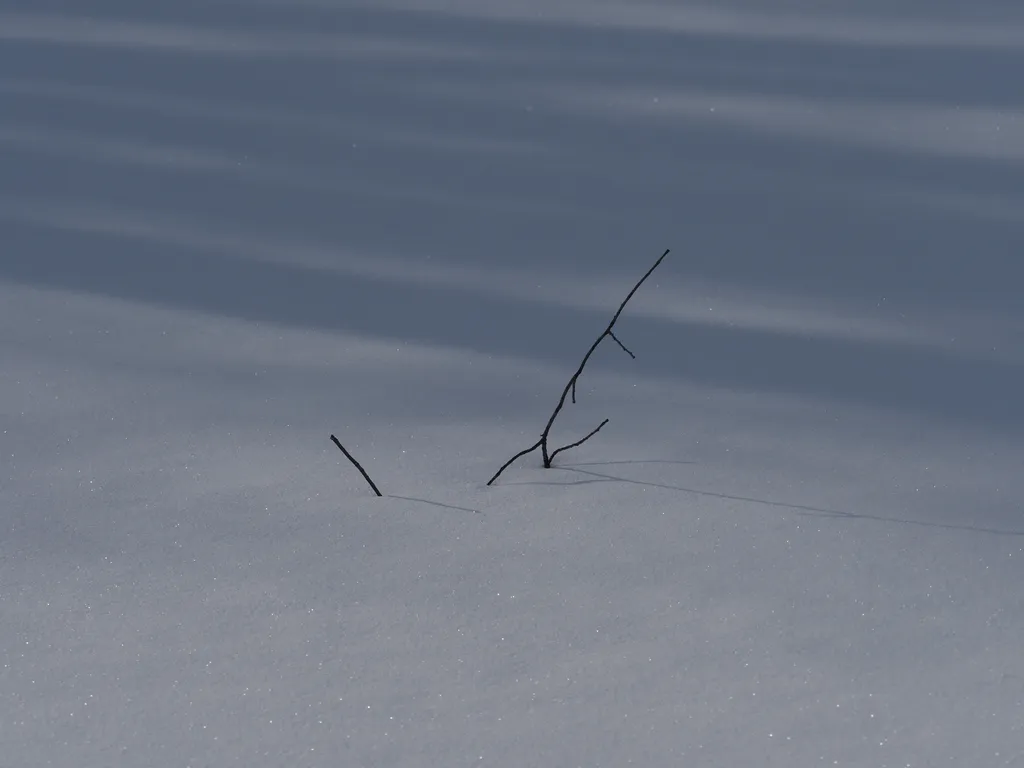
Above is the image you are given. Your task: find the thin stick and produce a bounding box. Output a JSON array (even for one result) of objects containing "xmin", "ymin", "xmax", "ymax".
[
  {"xmin": 547, "ymin": 419, "xmax": 609, "ymax": 466},
  {"xmin": 486, "ymin": 249, "xmax": 669, "ymax": 485},
  {"xmin": 608, "ymin": 331, "xmax": 635, "ymax": 358},
  {"xmin": 330, "ymin": 434, "xmax": 383, "ymax": 496},
  {"xmin": 485, "ymin": 438, "xmax": 543, "ymax": 487}
]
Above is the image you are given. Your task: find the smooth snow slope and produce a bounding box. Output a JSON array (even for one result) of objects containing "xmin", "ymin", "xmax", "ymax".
[{"xmin": 2, "ymin": 1, "xmax": 1023, "ymax": 766}]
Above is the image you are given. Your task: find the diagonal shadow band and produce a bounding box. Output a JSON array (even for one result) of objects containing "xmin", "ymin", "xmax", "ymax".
[{"xmin": 4, "ymin": 209, "xmax": 1023, "ymax": 435}]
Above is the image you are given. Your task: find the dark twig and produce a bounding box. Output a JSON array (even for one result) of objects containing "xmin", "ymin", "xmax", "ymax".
[
  {"xmin": 547, "ymin": 419, "xmax": 609, "ymax": 466},
  {"xmin": 485, "ymin": 438, "xmax": 543, "ymax": 487},
  {"xmin": 486, "ymin": 249, "xmax": 669, "ymax": 485},
  {"xmin": 608, "ymin": 331, "xmax": 635, "ymax": 359},
  {"xmin": 329, "ymin": 434, "xmax": 383, "ymax": 496}
]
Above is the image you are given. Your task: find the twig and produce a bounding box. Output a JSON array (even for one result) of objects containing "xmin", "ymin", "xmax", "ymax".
[
  {"xmin": 486, "ymin": 249, "xmax": 669, "ymax": 485},
  {"xmin": 608, "ymin": 331, "xmax": 634, "ymax": 358},
  {"xmin": 547, "ymin": 419, "xmax": 609, "ymax": 466},
  {"xmin": 485, "ymin": 438, "xmax": 543, "ymax": 487},
  {"xmin": 329, "ymin": 434, "xmax": 383, "ymax": 496}
]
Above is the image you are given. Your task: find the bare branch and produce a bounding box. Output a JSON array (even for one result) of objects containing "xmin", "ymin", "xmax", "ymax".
[
  {"xmin": 486, "ymin": 249, "xmax": 669, "ymax": 484},
  {"xmin": 548, "ymin": 419, "xmax": 609, "ymax": 465},
  {"xmin": 330, "ymin": 434, "xmax": 383, "ymax": 496}
]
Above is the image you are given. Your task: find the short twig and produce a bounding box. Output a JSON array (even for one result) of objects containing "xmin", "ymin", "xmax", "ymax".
[
  {"xmin": 547, "ymin": 418, "xmax": 609, "ymax": 466},
  {"xmin": 608, "ymin": 331, "xmax": 635, "ymax": 359},
  {"xmin": 329, "ymin": 434, "xmax": 383, "ymax": 496},
  {"xmin": 485, "ymin": 438, "xmax": 543, "ymax": 487},
  {"xmin": 486, "ymin": 249, "xmax": 669, "ymax": 485}
]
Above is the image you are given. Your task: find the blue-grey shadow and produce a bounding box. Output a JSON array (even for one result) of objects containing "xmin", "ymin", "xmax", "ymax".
[{"xmin": 2, "ymin": 3, "xmax": 1023, "ymax": 433}]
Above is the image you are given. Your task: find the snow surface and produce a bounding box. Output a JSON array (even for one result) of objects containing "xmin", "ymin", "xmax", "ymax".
[{"xmin": 2, "ymin": 1, "xmax": 1024, "ymax": 765}]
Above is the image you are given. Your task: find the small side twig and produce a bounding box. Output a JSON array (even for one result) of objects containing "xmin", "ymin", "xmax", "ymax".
[
  {"xmin": 608, "ymin": 331, "xmax": 634, "ymax": 359},
  {"xmin": 330, "ymin": 434, "xmax": 382, "ymax": 496},
  {"xmin": 547, "ymin": 418, "xmax": 609, "ymax": 466},
  {"xmin": 486, "ymin": 249, "xmax": 669, "ymax": 486}
]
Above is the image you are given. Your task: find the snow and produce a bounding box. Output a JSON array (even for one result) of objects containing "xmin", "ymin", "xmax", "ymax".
[{"xmin": 2, "ymin": 1, "xmax": 1023, "ymax": 765}]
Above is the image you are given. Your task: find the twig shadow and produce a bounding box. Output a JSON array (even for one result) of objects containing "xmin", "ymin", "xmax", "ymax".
[
  {"xmin": 505, "ymin": 466, "xmax": 1024, "ymax": 536},
  {"xmin": 561, "ymin": 459, "xmax": 698, "ymax": 468},
  {"xmin": 501, "ymin": 459, "xmax": 695, "ymax": 486},
  {"xmin": 502, "ymin": 476, "xmax": 611, "ymax": 487},
  {"xmin": 388, "ymin": 494, "xmax": 481, "ymax": 514}
]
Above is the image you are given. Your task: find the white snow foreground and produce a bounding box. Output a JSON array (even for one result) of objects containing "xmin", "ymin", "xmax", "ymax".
[{"xmin": 3, "ymin": 286, "xmax": 1022, "ymax": 767}]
